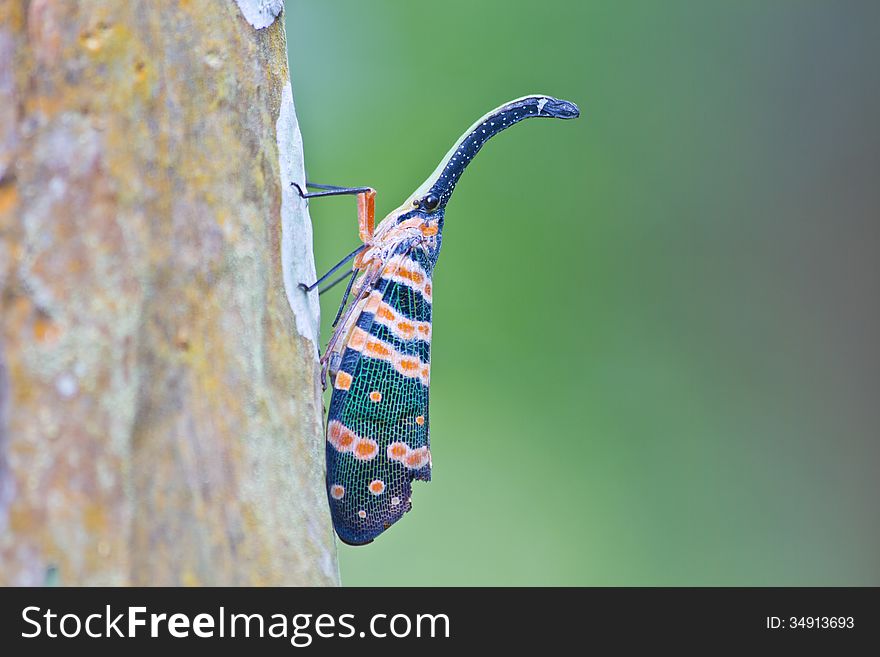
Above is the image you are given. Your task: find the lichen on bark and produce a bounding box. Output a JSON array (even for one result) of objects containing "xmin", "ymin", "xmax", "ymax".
[{"xmin": 0, "ymin": 0, "xmax": 338, "ymax": 585}]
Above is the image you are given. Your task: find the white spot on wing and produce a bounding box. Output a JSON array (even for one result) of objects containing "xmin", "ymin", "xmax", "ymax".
[{"xmin": 537, "ymin": 97, "xmax": 548, "ymax": 114}]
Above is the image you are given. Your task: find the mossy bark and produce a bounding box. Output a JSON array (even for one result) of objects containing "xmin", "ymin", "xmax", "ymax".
[{"xmin": 0, "ymin": 1, "xmax": 337, "ymax": 585}]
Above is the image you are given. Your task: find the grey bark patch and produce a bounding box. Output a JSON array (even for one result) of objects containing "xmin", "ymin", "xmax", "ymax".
[
  {"xmin": 0, "ymin": 28, "xmax": 18, "ymax": 179},
  {"xmin": 234, "ymin": 0, "xmax": 284, "ymax": 30},
  {"xmin": 0, "ymin": 339, "xmax": 13, "ymax": 535}
]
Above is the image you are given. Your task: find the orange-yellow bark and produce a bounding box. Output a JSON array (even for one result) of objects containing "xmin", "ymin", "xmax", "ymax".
[{"xmin": 0, "ymin": 0, "xmax": 336, "ymax": 585}]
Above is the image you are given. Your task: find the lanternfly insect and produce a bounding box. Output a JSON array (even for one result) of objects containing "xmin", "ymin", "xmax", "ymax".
[{"xmin": 296, "ymin": 95, "xmax": 579, "ymax": 544}]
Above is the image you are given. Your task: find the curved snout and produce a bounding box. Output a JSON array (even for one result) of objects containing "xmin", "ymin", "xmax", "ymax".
[
  {"xmin": 409, "ymin": 94, "xmax": 581, "ymax": 209},
  {"xmin": 540, "ymin": 97, "xmax": 580, "ymax": 119}
]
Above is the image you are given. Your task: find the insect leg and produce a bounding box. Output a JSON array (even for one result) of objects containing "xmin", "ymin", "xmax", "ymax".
[
  {"xmin": 298, "ymin": 244, "xmax": 364, "ymax": 292},
  {"xmin": 291, "ymin": 181, "xmax": 375, "ymax": 199},
  {"xmin": 306, "ymin": 182, "xmax": 369, "ymax": 191},
  {"xmin": 331, "ymin": 269, "xmax": 359, "ymax": 327},
  {"xmin": 318, "ymin": 270, "xmax": 355, "ymax": 296},
  {"xmin": 357, "ymin": 187, "xmax": 376, "ymax": 242},
  {"xmin": 291, "ymin": 182, "xmax": 376, "ymax": 240},
  {"xmin": 318, "ymin": 269, "xmax": 357, "ymax": 389}
]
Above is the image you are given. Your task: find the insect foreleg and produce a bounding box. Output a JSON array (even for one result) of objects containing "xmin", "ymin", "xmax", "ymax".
[
  {"xmin": 291, "ymin": 180, "xmax": 377, "ymax": 246},
  {"xmin": 291, "ymin": 181, "xmax": 374, "ymax": 199}
]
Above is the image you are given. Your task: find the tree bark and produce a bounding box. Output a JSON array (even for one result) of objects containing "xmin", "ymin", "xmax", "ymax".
[{"xmin": 0, "ymin": 1, "xmax": 338, "ymax": 585}]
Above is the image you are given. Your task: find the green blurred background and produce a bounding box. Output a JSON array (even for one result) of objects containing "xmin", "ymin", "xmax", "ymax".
[{"xmin": 286, "ymin": 1, "xmax": 879, "ymax": 585}]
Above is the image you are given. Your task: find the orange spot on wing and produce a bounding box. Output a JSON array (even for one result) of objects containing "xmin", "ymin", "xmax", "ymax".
[
  {"xmin": 400, "ymin": 268, "xmax": 424, "ymax": 285},
  {"xmin": 415, "ymin": 415, "xmax": 425, "ymax": 425},
  {"xmin": 423, "ymin": 282, "xmax": 432, "ymax": 298},
  {"xmin": 420, "ymin": 223, "xmax": 438, "ymax": 237},
  {"xmin": 330, "ymin": 484, "xmax": 345, "ymax": 500},
  {"xmin": 377, "ymin": 305, "xmax": 395, "ymax": 321},
  {"xmin": 364, "ymin": 291, "xmax": 383, "ymax": 314},
  {"xmin": 353, "ymin": 437, "xmax": 379, "ymax": 460},
  {"xmin": 358, "ymin": 510, "xmax": 367, "ymax": 519},
  {"xmin": 337, "ymin": 430, "xmax": 355, "ymax": 451},
  {"xmin": 396, "ymin": 321, "xmax": 415, "ymax": 339},
  {"xmin": 398, "ymin": 357, "xmax": 420, "ymax": 372},
  {"xmin": 366, "ymin": 340, "xmax": 392, "ymax": 359},
  {"xmin": 328, "ymin": 421, "xmax": 357, "ymax": 453},
  {"xmin": 387, "ymin": 441, "xmax": 409, "ymax": 461},
  {"xmin": 369, "ymin": 390, "xmax": 382, "ymax": 402},
  {"xmin": 368, "ymin": 480, "xmax": 386, "ymax": 495},
  {"xmin": 328, "ymin": 421, "xmax": 344, "ymax": 442},
  {"xmin": 334, "ymin": 371, "xmax": 352, "ymax": 391},
  {"xmin": 404, "ymin": 447, "xmax": 430, "ymax": 469},
  {"xmin": 348, "ymin": 327, "xmax": 368, "ymax": 351}
]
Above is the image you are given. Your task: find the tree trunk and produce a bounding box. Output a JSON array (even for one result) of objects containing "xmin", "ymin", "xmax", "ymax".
[{"xmin": 0, "ymin": 0, "xmax": 338, "ymax": 585}]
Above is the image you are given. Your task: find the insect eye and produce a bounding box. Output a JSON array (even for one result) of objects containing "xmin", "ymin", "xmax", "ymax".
[{"xmin": 422, "ymin": 194, "xmax": 440, "ymax": 211}]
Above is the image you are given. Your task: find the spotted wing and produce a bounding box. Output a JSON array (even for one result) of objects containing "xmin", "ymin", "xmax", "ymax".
[{"xmin": 325, "ymin": 247, "xmax": 434, "ymax": 545}]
